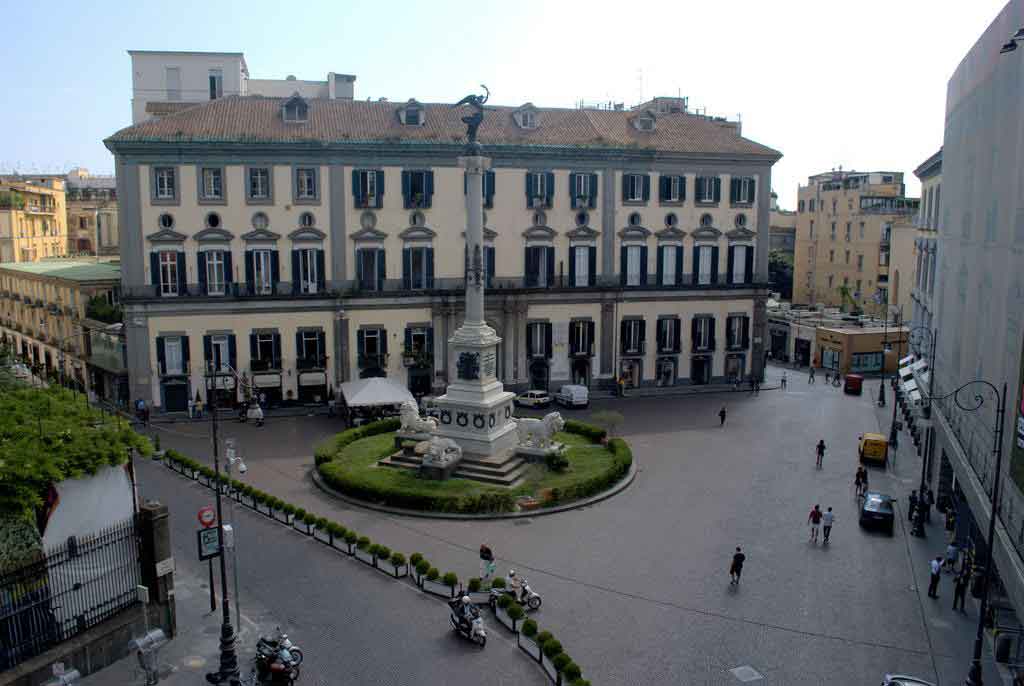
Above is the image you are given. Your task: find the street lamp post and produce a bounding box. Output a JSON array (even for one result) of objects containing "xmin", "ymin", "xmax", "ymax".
[
  {"xmin": 204, "ymin": 364, "xmax": 239, "ymax": 686},
  {"xmin": 888, "ymin": 310, "xmax": 904, "ymax": 449},
  {"xmin": 878, "ymin": 306, "xmax": 888, "ymax": 407}
]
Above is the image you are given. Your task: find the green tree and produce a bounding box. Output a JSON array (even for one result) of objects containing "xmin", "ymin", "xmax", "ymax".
[
  {"xmin": 85, "ymin": 296, "xmax": 123, "ymax": 324},
  {"xmin": 768, "ymin": 250, "xmax": 793, "ymax": 300}
]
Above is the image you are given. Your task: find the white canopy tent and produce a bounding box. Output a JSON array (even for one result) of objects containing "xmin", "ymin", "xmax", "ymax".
[{"xmin": 340, "ymin": 377, "xmax": 415, "ymax": 408}]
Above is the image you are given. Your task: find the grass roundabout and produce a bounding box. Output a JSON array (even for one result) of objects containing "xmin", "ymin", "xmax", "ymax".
[{"xmin": 314, "ymin": 419, "xmax": 632, "ymax": 514}]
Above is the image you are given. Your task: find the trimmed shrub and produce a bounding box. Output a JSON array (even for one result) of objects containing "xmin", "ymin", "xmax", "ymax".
[
  {"xmin": 315, "ymin": 516, "xmax": 329, "ymax": 528},
  {"xmin": 542, "ymin": 639, "xmax": 563, "ymax": 659},
  {"xmin": 294, "ymin": 508, "xmax": 307, "ymax": 520},
  {"xmin": 302, "ymin": 512, "xmax": 317, "ymax": 525},
  {"xmin": 521, "ymin": 619, "xmax": 538, "ymax": 638},
  {"xmin": 327, "ymin": 522, "xmax": 346, "ymax": 536},
  {"xmin": 282, "ymin": 503, "xmax": 296, "ymax": 516},
  {"xmin": 545, "ymin": 451, "xmax": 570, "ymax": 472},
  {"xmin": 415, "ymin": 559, "xmax": 430, "ymax": 576},
  {"xmin": 570, "ymin": 680, "xmax": 590, "ymax": 686},
  {"xmin": 563, "ymin": 419, "xmax": 606, "ymax": 442},
  {"xmin": 367, "ymin": 543, "xmax": 381, "ymax": 557},
  {"xmin": 357, "ymin": 536, "xmax": 371, "ymax": 550},
  {"xmin": 344, "ymin": 530, "xmax": 358, "ymax": 545},
  {"xmin": 313, "ymin": 418, "xmax": 402, "ymax": 467},
  {"xmin": 563, "ymin": 663, "xmax": 582, "ymax": 681},
  {"xmin": 490, "ymin": 577, "xmax": 506, "ymax": 589},
  {"xmin": 496, "ymin": 594, "xmax": 512, "ymax": 609},
  {"xmin": 442, "ymin": 572, "xmax": 458, "ymax": 588},
  {"xmin": 467, "ymin": 578, "xmax": 481, "ymax": 593},
  {"xmin": 409, "ymin": 552, "xmax": 424, "ymax": 567},
  {"xmin": 375, "ymin": 545, "xmax": 391, "ymax": 560},
  {"xmin": 506, "ymin": 603, "xmax": 525, "ymax": 621},
  {"xmin": 426, "ymin": 567, "xmax": 440, "ymax": 581},
  {"xmin": 389, "ymin": 552, "xmax": 406, "ymax": 567},
  {"xmin": 536, "ymin": 631, "xmax": 553, "ymax": 645},
  {"xmin": 552, "ymin": 654, "xmax": 571, "ymax": 672}
]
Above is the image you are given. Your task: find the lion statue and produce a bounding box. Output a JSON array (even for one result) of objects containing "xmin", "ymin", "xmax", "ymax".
[
  {"xmin": 423, "ymin": 436, "xmax": 463, "ymax": 467},
  {"xmin": 399, "ymin": 400, "xmax": 437, "ymax": 435},
  {"xmin": 515, "ymin": 411, "xmax": 565, "ymax": 449}
]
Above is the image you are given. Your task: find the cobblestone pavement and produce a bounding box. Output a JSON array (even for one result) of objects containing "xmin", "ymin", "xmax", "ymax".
[
  {"xmin": 144, "ymin": 365, "xmax": 1002, "ymax": 685},
  {"xmin": 88, "ymin": 459, "xmax": 545, "ymax": 686}
]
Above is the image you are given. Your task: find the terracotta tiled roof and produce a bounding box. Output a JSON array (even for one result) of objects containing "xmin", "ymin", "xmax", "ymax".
[
  {"xmin": 107, "ymin": 96, "xmax": 781, "ymax": 159},
  {"xmin": 145, "ymin": 101, "xmax": 203, "ymax": 116}
]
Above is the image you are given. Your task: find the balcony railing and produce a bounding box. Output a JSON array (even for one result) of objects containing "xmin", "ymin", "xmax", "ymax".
[
  {"xmin": 157, "ymin": 362, "xmax": 190, "ymax": 377},
  {"xmin": 621, "ymin": 341, "xmax": 646, "ymax": 357},
  {"xmin": 357, "ymin": 353, "xmax": 387, "ymax": 369},
  {"xmin": 121, "ymin": 281, "xmax": 334, "ymax": 301},
  {"xmin": 569, "ymin": 342, "xmax": 595, "ymax": 357},
  {"xmin": 296, "ymin": 356, "xmax": 328, "ymax": 371},
  {"xmin": 656, "ymin": 344, "xmax": 682, "ymax": 355},
  {"xmin": 401, "ymin": 349, "xmax": 433, "ymax": 368},
  {"xmin": 250, "ymin": 358, "xmax": 281, "ymax": 373}
]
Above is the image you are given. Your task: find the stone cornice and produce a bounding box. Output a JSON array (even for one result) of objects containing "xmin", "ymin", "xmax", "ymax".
[
  {"xmin": 192, "ymin": 227, "xmax": 234, "ymax": 242},
  {"xmin": 146, "ymin": 228, "xmax": 187, "ymax": 243},
  {"xmin": 239, "ymin": 228, "xmax": 282, "ymax": 242}
]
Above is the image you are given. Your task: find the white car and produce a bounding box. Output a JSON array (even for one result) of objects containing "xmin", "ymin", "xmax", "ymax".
[
  {"xmin": 515, "ymin": 390, "xmax": 552, "ymax": 409},
  {"xmin": 882, "ymin": 676, "xmax": 936, "ymax": 686},
  {"xmin": 555, "ymin": 384, "xmax": 589, "ymax": 409}
]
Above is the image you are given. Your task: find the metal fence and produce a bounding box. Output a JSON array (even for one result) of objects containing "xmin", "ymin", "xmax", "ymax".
[{"xmin": 0, "ymin": 516, "xmax": 141, "ymax": 671}]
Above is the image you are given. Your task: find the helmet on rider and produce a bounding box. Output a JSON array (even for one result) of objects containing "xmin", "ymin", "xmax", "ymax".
[
  {"xmin": 508, "ymin": 569, "xmax": 516, "ymax": 577},
  {"xmin": 461, "ymin": 596, "xmax": 471, "ymax": 605}
]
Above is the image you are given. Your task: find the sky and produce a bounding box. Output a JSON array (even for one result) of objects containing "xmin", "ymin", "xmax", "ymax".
[{"xmin": 0, "ymin": 0, "xmax": 1011, "ymax": 208}]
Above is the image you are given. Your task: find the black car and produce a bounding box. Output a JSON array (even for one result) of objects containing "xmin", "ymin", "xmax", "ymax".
[{"xmin": 859, "ymin": 491, "xmax": 895, "ymax": 535}]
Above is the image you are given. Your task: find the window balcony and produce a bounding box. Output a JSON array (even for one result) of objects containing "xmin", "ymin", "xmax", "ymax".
[
  {"xmin": 157, "ymin": 362, "xmax": 190, "ymax": 377},
  {"xmin": 620, "ymin": 341, "xmax": 646, "ymax": 357},
  {"xmin": 569, "ymin": 342, "xmax": 594, "ymax": 357},
  {"xmin": 250, "ymin": 358, "xmax": 281, "ymax": 373},
  {"xmin": 297, "ymin": 355, "xmax": 328, "ymax": 371},
  {"xmin": 402, "ymin": 348, "xmax": 433, "ymax": 367},
  {"xmin": 357, "ymin": 353, "xmax": 387, "ymax": 369}
]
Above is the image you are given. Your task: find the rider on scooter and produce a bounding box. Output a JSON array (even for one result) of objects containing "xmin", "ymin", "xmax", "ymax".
[{"xmin": 506, "ymin": 570, "xmax": 524, "ymax": 603}]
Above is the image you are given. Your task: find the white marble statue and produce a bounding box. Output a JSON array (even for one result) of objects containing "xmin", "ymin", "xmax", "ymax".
[
  {"xmin": 514, "ymin": 412, "xmax": 565, "ymax": 449},
  {"xmin": 399, "ymin": 400, "xmax": 437, "ymax": 434},
  {"xmin": 423, "ymin": 436, "xmax": 463, "ymax": 467}
]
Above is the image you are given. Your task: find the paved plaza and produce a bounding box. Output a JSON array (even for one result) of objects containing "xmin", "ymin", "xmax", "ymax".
[{"xmin": 142, "ymin": 364, "xmax": 1002, "ymax": 685}]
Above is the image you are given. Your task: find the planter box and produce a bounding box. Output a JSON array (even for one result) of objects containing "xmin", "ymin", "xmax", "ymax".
[
  {"xmin": 466, "ymin": 591, "xmax": 491, "ymax": 606},
  {"xmin": 421, "ymin": 579, "xmax": 455, "ymax": 598},
  {"xmin": 377, "ymin": 563, "xmax": 408, "ymax": 579},
  {"xmin": 313, "ymin": 528, "xmax": 333, "ymax": 545},
  {"xmin": 540, "ymin": 653, "xmax": 560, "ymax": 684},
  {"xmin": 294, "ymin": 522, "xmax": 314, "ymax": 536},
  {"xmin": 494, "ymin": 605, "xmax": 519, "ymax": 633},
  {"xmin": 518, "ymin": 633, "xmax": 543, "ymax": 663},
  {"xmin": 353, "ymin": 547, "xmax": 376, "ymax": 566}
]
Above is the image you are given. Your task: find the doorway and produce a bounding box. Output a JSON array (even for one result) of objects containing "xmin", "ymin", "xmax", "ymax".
[
  {"xmin": 529, "ymin": 359, "xmax": 550, "ymax": 391},
  {"xmin": 571, "ymin": 358, "xmax": 590, "ymax": 387},
  {"xmin": 690, "ymin": 356, "xmax": 711, "ymax": 385}
]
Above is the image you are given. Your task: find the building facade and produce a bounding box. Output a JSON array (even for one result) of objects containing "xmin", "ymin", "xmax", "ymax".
[
  {"xmin": 0, "ymin": 260, "xmax": 121, "ymax": 394},
  {"xmin": 925, "ymin": 0, "xmax": 1024, "ymax": 646},
  {"xmin": 792, "ymin": 170, "xmax": 919, "ymax": 312},
  {"xmin": 129, "ymin": 50, "xmax": 356, "ymax": 124},
  {"xmin": 65, "ymin": 168, "xmax": 119, "ymax": 256},
  {"xmin": 105, "ymin": 95, "xmax": 780, "ymax": 412},
  {"xmin": 768, "ymin": 192, "xmax": 796, "ymax": 256},
  {"xmin": 909, "ymin": 149, "xmax": 941, "ymax": 331},
  {"xmin": 0, "ymin": 176, "xmax": 68, "ymax": 263}
]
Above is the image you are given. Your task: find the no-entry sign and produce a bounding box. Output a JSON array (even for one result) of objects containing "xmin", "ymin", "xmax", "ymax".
[{"xmin": 197, "ymin": 505, "xmax": 216, "ymax": 528}]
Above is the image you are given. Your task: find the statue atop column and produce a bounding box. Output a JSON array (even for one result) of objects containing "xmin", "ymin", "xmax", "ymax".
[{"xmin": 452, "ymin": 85, "xmax": 490, "ymax": 152}]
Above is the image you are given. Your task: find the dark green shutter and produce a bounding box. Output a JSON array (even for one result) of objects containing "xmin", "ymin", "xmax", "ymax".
[
  {"xmin": 638, "ymin": 320, "xmax": 646, "ymax": 350},
  {"xmin": 425, "ymin": 171, "xmax": 434, "ymax": 207},
  {"xmin": 544, "ymin": 322, "xmax": 552, "ymax": 359},
  {"xmin": 691, "ymin": 318, "xmax": 700, "ymax": 349},
  {"xmin": 672, "ymin": 319, "xmax": 681, "ymax": 352},
  {"xmin": 355, "ymin": 249, "xmax": 364, "ymax": 288},
  {"xmin": 526, "ymin": 324, "xmax": 534, "ymax": 356},
  {"xmin": 675, "ymin": 247, "xmax": 684, "ymax": 285},
  {"xmin": 426, "ymin": 327, "xmax": 433, "ymax": 352},
  {"xmin": 742, "ymin": 317, "xmax": 750, "ymax": 349},
  {"xmin": 376, "ymin": 249, "xmax": 386, "ymax": 290},
  {"xmin": 197, "ymin": 252, "xmax": 208, "ymax": 294},
  {"xmin": 730, "ymin": 178, "xmax": 739, "ymax": 204},
  {"xmin": 295, "ymin": 331, "xmax": 304, "ymax": 360},
  {"xmin": 713, "ymin": 177, "xmax": 722, "ymax": 202},
  {"xmin": 639, "ymin": 246, "xmax": 648, "ymax": 285},
  {"xmin": 524, "ymin": 247, "xmax": 534, "ymax": 287},
  {"xmin": 203, "ymin": 335, "xmax": 212, "ymax": 371},
  {"xmin": 249, "ymin": 333, "xmax": 257, "ymax": 360},
  {"xmin": 589, "ymin": 173, "xmax": 598, "ymax": 209},
  {"xmin": 227, "ymin": 335, "xmax": 236, "ymax": 371},
  {"xmin": 150, "ymin": 253, "xmax": 160, "ymax": 288},
  {"xmin": 401, "ymin": 171, "xmax": 411, "ymax": 208},
  {"xmin": 588, "ymin": 247, "xmax": 596, "ymax": 286},
  {"xmin": 182, "ymin": 336, "xmax": 190, "ymax": 371},
  {"xmin": 245, "ymin": 251, "xmax": 254, "ymax": 294},
  {"xmin": 621, "ymin": 175, "xmax": 629, "ymax": 202},
  {"xmin": 352, "ymin": 170, "xmax": 361, "ymax": 207},
  {"xmin": 587, "ymin": 321, "xmax": 595, "ymax": 351},
  {"xmin": 270, "ymin": 251, "xmax": 280, "ymax": 289},
  {"xmin": 569, "ymin": 173, "xmax": 578, "ymax": 209},
  {"xmin": 656, "ymin": 246, "xmax": 664, "ymax": 285},
  {"xmin": 176, "ymin": 252, "xmax": 186, "ymax": 294},
  {"xmin": 744, "ymin": 246, "xmax": 754, "ymax": 284},
  {"xmin": 291, "ymin": 250, "xmax": 301, "ymax": 293},
  {"xmin": 679, "ymin": 176, "xmax": 686, "ymax": 202},
  {"xmin": 544, "ymin": 172, "xmax": 554, "ymax": 207},
  {"xmin": 656, "ymin": 320, "xmax": 665, "ymax": 351},
  {"xmin": 748, "ymin": 178, "xmax": 756, "ymax": 204},
  {"xmin": 659, "ymin": 176, "xmax": 668, "ymax": 202},
  {"xmin": 545, "ymin": 247, "xmax": 555, "ymax": 287},
  {"xmin": 727, "ymin": 246, "xmax": 736, "ymax": 284},
  {"xmin": 711, "ymin": 246, "xmax": 720, "ymax": 283},
  {"xmin": 316, "ymin": 250, "xmax": 325, "ymax": 291},
  {"xmin": 402, "ymin": 248, "xmax": 412, "ymax": 290},
  {"xmin": 620, "ymin": 320, "xmax": 629, "ymax": 353},
  {"xmin": 404, "ymin": 327, "xmax": 412, "ymax": 352},
  {"xmin": 691, "ymin": 247, "xmax": 700, "ymax": 282},
  {"xmin": 696, "ymin": 177, "xmax": 706, "ymax": 201},
  {"xmin": 620, "ymin": 246, "xmax": 628, "ymax": 286},
  {"xmin": 425, "ymin": 247, "xmax": 434, "ymax": 288},
  {"xmin": 708, "ymin": 317, "xmax": 716, "ymax": 350},
  {"xmin": 642, "ymin": 175, "xmax": 651, "ymax": 202},
  {"xmin": 317, "ymin": 331, "xmax": 326, "ymax": 361},
  {"xmin": 568, "ymin": 246, "xmax": 576, "ymax": 286},
  {"xmin": 223, "ymin": 251, "xmax": 233, "ymax": 286},
  {"xmin": 375, "ymin": 171, "xmax": 385, "ymax": 208},
  {"xmin": 156, "ymin": 337, "xmax": 165, "ymax": 375},
  {"xmin": 484, "ymin": 171, "xmax": 495, "ymax": 208},
  {"xmin": 356, "ymin": 329, "xmax": 365, "ymax": 357},
  {"xmin": 272, "ymin": 334, "xmax": 281, "ymax": 366},
  {"xmin": 525, "ymin": 172, "xmax": 533, "ymax": 206}
]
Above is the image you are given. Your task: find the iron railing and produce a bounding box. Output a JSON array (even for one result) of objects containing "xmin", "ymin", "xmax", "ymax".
[{"xmin": 0, "ymin": 517, "xmax": 141, "ymax": 671}]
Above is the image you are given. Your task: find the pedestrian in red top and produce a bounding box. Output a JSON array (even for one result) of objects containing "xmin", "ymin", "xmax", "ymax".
[{"xmin": 808, "ymin": 504, "xmax": 823, "ymax": 543}]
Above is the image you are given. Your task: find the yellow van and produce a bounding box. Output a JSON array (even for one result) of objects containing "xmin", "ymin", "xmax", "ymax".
[{"xmin": 859, "ymin": 433, "xmax": 888, "ymax": 466}]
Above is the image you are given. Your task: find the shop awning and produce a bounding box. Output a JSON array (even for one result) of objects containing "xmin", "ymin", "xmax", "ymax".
[
  {"xmin": 340, "ymin": 377, "xmax": 415, "ymax": 408},
  {"xmin": 899, "ymin": 354, "xmax": 916, "ymax": 367},
  {"xmin": 902, "ymin": 379, "xmax": 918, "ymax": 395},
  {"xmin": 899, "ymin": 365, "xmax": 915, "ymax": 381},
  {"xmin": 908, "ymin": 389, "xmax": 922, "ymax": 405},
  {"xmin": 911, "ymin": 359, "xmax": 929, "ymax": 373}
]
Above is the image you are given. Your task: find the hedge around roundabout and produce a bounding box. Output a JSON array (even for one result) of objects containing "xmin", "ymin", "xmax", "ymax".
[{"xmin": 314, "ymin": 418, "xmax": 632, "ymax": 514}]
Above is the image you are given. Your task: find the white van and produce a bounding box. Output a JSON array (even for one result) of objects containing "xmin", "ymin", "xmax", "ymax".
[{"xmin": 555, "ymin": 384, "xmax": 589, "ymax": 409}]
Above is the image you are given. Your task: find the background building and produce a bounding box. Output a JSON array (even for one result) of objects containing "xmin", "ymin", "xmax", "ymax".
[
  {"xmin": 909, "ymin": 149, "xmax": 941, "ymax": 331},
  {"xmin": 106, "ymin": 90, "xmax": 780, "ymax": 412},
  {"xmin": 925, "ymin": 0, "xmax": 1024, "ymax": 649},
  {"xmin": 0, "ymin": 176, "xmax": 68, "ymax": 263},
  {"xmin": 766, "ymin": 303, "xmax": 904, "ymax": 371},
  {"xmin": 0, "ymin": 259, "xmax": 121, "ymax": 392},
  {"xmin": 768, "ymin": 191, "xmax": 796, "ymax": 256},
  {"xmin": 65, "ymin": 167, "xmax": 119, "ymax": 256},
  {"xmin": 792, "ymin": 170, "xmax": 919, "ymax": 312},
  {"xmin": 129, "ymin": 50, "xmax": 356, "ymax": 124}
]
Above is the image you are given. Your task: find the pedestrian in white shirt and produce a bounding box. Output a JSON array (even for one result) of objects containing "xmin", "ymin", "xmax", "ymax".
[
  {"xmin": 822, "ymin": 507, "xmax": 835, "ymax": 544},
  {"xmin": 928, "ymin": 556, "xmax": 943, "ymax": 598}
]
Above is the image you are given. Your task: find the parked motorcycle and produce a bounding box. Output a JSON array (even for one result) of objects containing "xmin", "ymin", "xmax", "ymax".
[
  {"xmin": 490, "ymin": 578, "xmax": 542, "ymax": 611},
  {"xmin": 448, "ymin": 598, "xmax": 486, "ymax": 647},
  {"xmin": 257, "ymin": 627, "xmax": 303, "ymax": 666},
  {"xmin": 241, "ymin": 655, "xmax": 300, "ymax": 686}
]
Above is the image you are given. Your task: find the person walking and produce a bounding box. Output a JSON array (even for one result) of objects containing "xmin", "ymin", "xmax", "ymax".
[
  {"xmin": 719, "ymin": 406, "xmax": 727, "ymax": 427},
  {"xmin": 908, "ymin": 490, "xmax": 919, "ymax": 523},
  {"xmin": 822, "ymin": 507, "xmax": 835, "ymax": 544},
  {"xmin": 944, "ymin": 542, "xmax": 959, "ymax": 573},
  {"xmin": 729, "ymin": 547, "xmax": 745, "ymax": 585},
  {"xmin": 754, "ymin": 380, "xmax": 760, "ymax": 395},
  {"xmin": 808, "ymin": 504, "xmax": 823, "ymax": 543},
  {"xmin": 854, "ymin": 468, "xmax": 863, "ymax": 497},
  {"xmin": 809, "ymin": 367, "xmax": 816, "ymax": 384},
  {"xmin": 928, "ymin": 556, "xmax": 943, "ymax": 598},
  {"xmin": 953, "ymin": 567, "xmax": 970, "ymax": 613},
  {"xmin": 824, "ymin": 370, "xmax": 831, "ymax": 385},
  {"xmin": 479, "ymin": 543, "xmax": 495, "ymax": 581},
  {"xmin": 860, "ymin": 468, "xmax": 869, "ymax": 496},
  {"xmin": 781, "ymin": 372, "xmax": 787, "ymax": 390},
  {"xmin": 815, "ymin": 439, "xmax": 826, "ymax": 469}
]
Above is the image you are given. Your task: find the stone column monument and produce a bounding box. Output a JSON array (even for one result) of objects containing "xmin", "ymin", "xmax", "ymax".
[{"xmin": 433, "ymin": 87, "xmax": 518, "ymax": 458}]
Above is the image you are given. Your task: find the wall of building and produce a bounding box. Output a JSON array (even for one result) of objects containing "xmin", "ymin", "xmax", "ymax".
[
  {"xmin": 130, "ymin": 52, "xmax": 247, "ymax": 123},
  {"xmin": 0, "ymin": 180, "xmax": 68, "ymax": 262}
]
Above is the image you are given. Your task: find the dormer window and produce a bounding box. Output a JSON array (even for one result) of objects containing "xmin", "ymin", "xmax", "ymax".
[
  {"xmin": 522, "ymin": 110, "xmax": 536, "ymax": 129},
  {"xmin": 282, "ymin": 95, "xmax": 308, "ymax": 123},
  {"xmin": 633, "ymin": 111, "xmax": 656, "ymax": 132},
  {"xmin": 515, "ymin": 104, "xmax": 539, "ymax": 130},
  {"xmin": 400, "ymin": 100, "xmax": 424, "ymax": 126}
]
